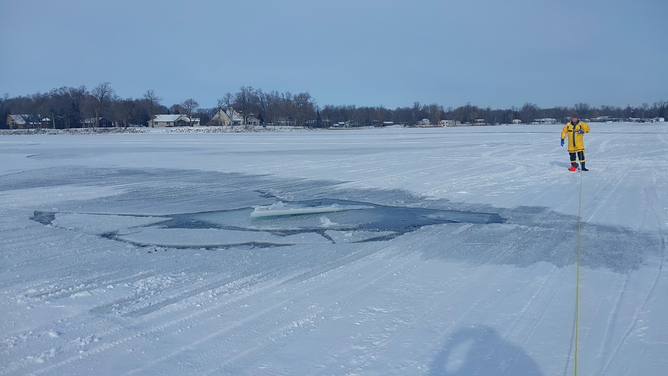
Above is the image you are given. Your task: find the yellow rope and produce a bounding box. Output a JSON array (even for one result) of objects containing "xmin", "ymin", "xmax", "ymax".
[{"xmin": 574, "ymin": 171, "xmax": 583, "ymax": 376}]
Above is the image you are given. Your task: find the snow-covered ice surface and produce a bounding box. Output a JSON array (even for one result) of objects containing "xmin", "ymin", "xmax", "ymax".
[{"xmin": 0, "ymin": 123, "xmax": 666, "ymax": 375}]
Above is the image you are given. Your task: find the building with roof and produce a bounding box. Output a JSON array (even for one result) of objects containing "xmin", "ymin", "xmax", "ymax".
[
  {"xmin": 533, "ymin": 118, "xmax": 557, "ymax": 125},
  {"xmin": 82, "ymin": 117, "xmax": 112, "ymax": 128},
  {"xmin": 7, "ymin": 115, "xmax": 26, "ymax": 129},
  {"xmin": 208, "ymin": 107, "xmax": 244, "ymax": 126},
  {"xmin": 439, "ymin": 120, "xmax": 457, "ymax": 127},
  {"xmin": 7, "ymin": 114, "xmax": 51, "ymax": 129},
  {"xmin": 149, "ymin": 114, "xmax": 200, "ymax": 127}
]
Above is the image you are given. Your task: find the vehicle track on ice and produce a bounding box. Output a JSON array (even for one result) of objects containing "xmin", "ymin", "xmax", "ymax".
[{"xmin": 317, "ymin": 207, "xmax": 577, "ymax": 376}]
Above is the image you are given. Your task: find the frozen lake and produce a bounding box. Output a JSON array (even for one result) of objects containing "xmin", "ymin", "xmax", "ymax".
[{"xmin": 1, "ymin": 124, "xmax": 666, "ymax": 375}]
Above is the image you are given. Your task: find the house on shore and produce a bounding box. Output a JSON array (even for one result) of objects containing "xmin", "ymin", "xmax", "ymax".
[
  {"xmin": 7, "ymin": 114, "xmax": 51, "ymax": 129},
  {"xmin": 82, "ymin": 117, "xmax": 112, "ymax": 128},
  {"xmin": 533, "ymin": 118, "xmax": 557, "ymax": 125},
  {"xmin": 149, "ymin": 114, "xmax": 200, "ymax": 127},
  {"xmin": 439, "ymin": 120, "xmax": 457, "ymax": 127},
  {"xmin": 208, "ymin": 107, "xmax": 243, "ymax": 126},
  {"xmin": 245, "ymin": 113, "xmax": 261, "ymax": 126}
]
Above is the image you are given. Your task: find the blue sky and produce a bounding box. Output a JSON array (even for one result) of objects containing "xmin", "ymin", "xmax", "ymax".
[{"xmin": 1, "ymin": 0, "xmax": 666, "ymax": 110}]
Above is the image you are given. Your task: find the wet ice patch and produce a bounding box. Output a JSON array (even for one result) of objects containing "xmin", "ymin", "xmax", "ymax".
[
  {"xmin": 118, "ymin": 228, "xmax": 331, "ymax": 247},
  {"xmin": 51, "ymin": 213, "xmax": 170, "ymax": 235},
  {"xmin": 32, "ymin": 198, "xmax": 505, "ymax": 249},
  {"xmin": 325, "ymin": 230, "xmax": 396, "ymax": 243}
]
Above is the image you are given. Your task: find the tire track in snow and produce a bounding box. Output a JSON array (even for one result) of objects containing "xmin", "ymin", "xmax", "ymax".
[
  {"xmin": 311, "ymin": 264, "xmax": 510, "ymax": 376},
  {"xmin": 5, "ymin": 246, "xmax": 302, "ymax": 374},
  {"xmin": 207, "ymin": 223, "xmax": 521, "ymax": 376},
  {"xmin": 206, "ymin": 252, "xmax": 427, "ymax": 375},
  {"xmin": 497, "ymin": 265, "xmax": 571, "ymax": 376},
  {"xmin": 23, "ymin": 270, "xmax": 156, "ymax": 302},
  {"xmin": 329, "ymin": 194, "xmax": 582, "ymax": 375},
  {"xmin": 18, "ymin": 240, "xmax": 394, "ymax": 375},
  {"xmin": 595, "ymin": 274, "xmax": 630, "ymax": 373},
  {"xmin": 20, "ymin": 270, "xmax": 300, "ymax": 376},
  {"xmin": 309, "ymin": 210, "xmax": 570, "ymax": 375},
  {"xmin": 601, "ymin": 249, "xmax": 664, "ymax": 375},
  {"xmin": 581, "ymin": 165, "xmax": 632, "ymax": 224},
  {"xmin": 128, "ymin": 244, "xmax": 425, "ymax": 375},
  {"xmin": 600, "ymin": 186, "xmax": 666, "ymax": 375},
  {"xmin": 125, "ymin": 225, "xmax": 482, "ymax": 375}
]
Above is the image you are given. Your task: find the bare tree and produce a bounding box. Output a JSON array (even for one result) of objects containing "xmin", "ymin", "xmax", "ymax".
[
  {"xmin": 69, "ymin": 86, "xmax": 87, "ymax": 128},
  {"xmin": 233, "ymin": 86, "xmax": 260, "ymax": 126},
  {"xmin": 111, "ymin": 97, "xmax": 135, "ymax": 128},
  {"xmin": 655, "ymin": 100, "xmax": 667, "ymax": 119},
  {"xmin": 169, "ymin": 103, "xmax": 184, "ymax": 115},
  {"xmin": 0, "ymin": 93, "xmax": 8, "ymax": 129},
  {"xmin": 574, "ymin": 102, "xmax": 590, "ymax": 118},
  {"xmin": 143, "ymin": 89, "xmax": 162, "ymax": 126},
  {"xmin": 293, "ymin": 92, "xmax": 316, "ymax": 126},
  {"xmin": 217, "ymin": 92, "xmax": 233, "ymax": 110},
  {"xmin": 261, "ymin": 90, "xmax": 282, "ymax": 125},
  {"xmin": 520, "ymin": 103, "xmax": 539, "ymax": 124},
  {"xmin": 641, "ymin": 102, "xmax": 649, "ymax": 119},
  {"xmin": 89, "ymin": 82, "xmax": 115, "ymax": 127},
  {"xmin": 29, "ymin": 93, "xmax": 49, "ymax": 129},
  {"xmin": 181, "ymin": 99, "xmax": 199, "ymax": 123},
  {"xmin": 427, "ymin": 103, "xmax": 444, "ymax": 125},
  {"xmin": 256, "ymin": 89, "xmax": 268, "ymax": 119}
]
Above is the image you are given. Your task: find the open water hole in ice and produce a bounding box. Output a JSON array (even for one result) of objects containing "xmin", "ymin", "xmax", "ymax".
[{"xmin": 164, "ymin": 198, "xmax": 505, "ymax": 236}]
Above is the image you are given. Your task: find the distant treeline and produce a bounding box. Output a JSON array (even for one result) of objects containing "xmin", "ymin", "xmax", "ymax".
[{"xmin": 1, "ymin": 83, "xmax": 666, "ymax": 129}]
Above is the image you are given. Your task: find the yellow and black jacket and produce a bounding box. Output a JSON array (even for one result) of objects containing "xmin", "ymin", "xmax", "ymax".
[{"xmin": 561, "ymin": 120, "xmax": 590, "ymax": 152}]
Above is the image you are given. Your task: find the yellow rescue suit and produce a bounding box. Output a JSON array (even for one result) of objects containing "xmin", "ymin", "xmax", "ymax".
[{"xmin": 561, "ymin": 120, "xmax": 590, "ymax": 152}]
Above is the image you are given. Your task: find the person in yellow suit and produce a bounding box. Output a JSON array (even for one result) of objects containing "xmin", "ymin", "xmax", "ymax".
[{"xmin": 561, "ymin": 115, "xmax": 590, "ymax": 171}]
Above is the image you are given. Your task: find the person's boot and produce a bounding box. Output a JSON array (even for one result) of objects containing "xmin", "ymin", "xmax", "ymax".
[
  {"xmin": 580, "ymin": 162, "xmax": 588, "ymax": 171},
  {"xmin": 569, "ymin": 163, "xmax": 578, "ymax": 172}
]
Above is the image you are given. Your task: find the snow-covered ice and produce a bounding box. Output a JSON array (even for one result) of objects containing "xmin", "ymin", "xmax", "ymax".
[{"xmin": 0, "ymin": 123, "xmax": 666, "ymax": 375}]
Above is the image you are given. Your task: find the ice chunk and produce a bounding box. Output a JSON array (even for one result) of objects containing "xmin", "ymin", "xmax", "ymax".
[{"xmin": 250, "ymin": 201, "xmax": 373, "ymax": 218}]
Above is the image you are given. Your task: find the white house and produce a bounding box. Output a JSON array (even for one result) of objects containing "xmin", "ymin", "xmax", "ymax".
[
  {"xmin": 209, "ymin": 108, "xmax": 231, "ymax": 126},
  {"xmin": 533, "ymin": 118, "xmax": 557, "ymax": 125},
  {"xmin": 149, "ymin": 114, "xmax": 199, "ymax": 127},
  {"xmin": 439, "ymin": 120, "xmax": 457, "ymax": 127},
  {"xmin": 208, "ymin": 107, "xmax": 243, "ymax": 126},
  {"xmin": 592, "ymin": 116, "xmax": 613, "ymax": 122},
  {"xmin": 512, "ymin": 119, "xmax": 522, "ymax": 124},
  {"xmin": 245, "ymin": 113, "xmax": 260, "ymax": 126}
]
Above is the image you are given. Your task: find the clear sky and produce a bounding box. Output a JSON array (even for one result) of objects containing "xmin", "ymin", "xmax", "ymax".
[{"xmin": 1, "ymin": 0, "xmax": 666, "ymax": 110}]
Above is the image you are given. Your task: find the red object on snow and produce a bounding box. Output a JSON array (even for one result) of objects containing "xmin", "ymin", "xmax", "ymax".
[{"xmin": 569, "ymin": 166, "xmax": 578, "ymax": 172}]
